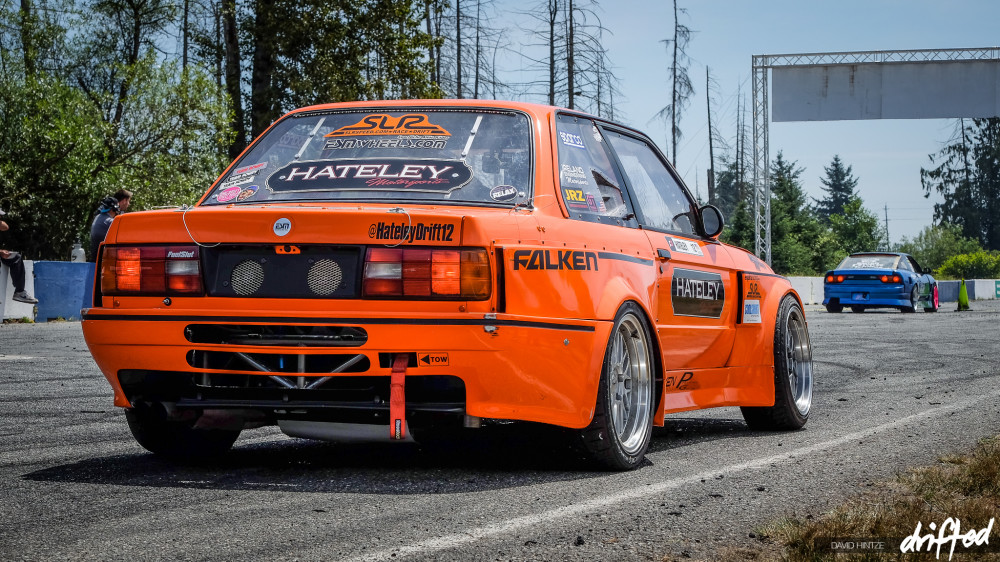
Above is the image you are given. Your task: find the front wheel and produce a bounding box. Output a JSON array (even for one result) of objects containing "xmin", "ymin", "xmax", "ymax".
[
  {"xmin": 126, "ymin": 402, "xmax": 241, "ymax": 460},
  {"xmin": 576, "ymin": 303, "xmax": 655, "ymax": 470},
  {"xmin": 741, "ymin": 296, "xmax": 813, "ymax": 430}
]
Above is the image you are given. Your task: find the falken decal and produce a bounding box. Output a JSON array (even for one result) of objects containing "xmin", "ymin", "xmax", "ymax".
[
  {"xmin": 269, "ymin": 159, "xmax": 473, "ymax": 193},
  {"xmin": 671, "ymin": 268, "xmax": 725, "ymax": 318},
  {"xmin": 665, "ymin": 236, "xmax": 703, "ymax": 256},
  {"xmin": 325, "ymin": 114, "xmax": 451, "ymax": 137},
  {"xmin": 512, "ymin": 250, "xmax": 599, "ymax": 271}
]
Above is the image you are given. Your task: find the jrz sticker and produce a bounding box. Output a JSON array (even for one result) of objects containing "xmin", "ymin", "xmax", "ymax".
[
  {"xmin": 268, "ymin": 159, "xmax": 473, "ymax": 193},
  {"xmin": 563, "ymin": 188, "xmax": 591, "ymax": 210},
  {"xmin": 489, "ymin": 185, "xmax": 518, "ymax": 202},
  {"xmin": 325, "ymin": 114, "xmax": 451, "ymax": 137},
  {"xmin": 665, "ymin": 236, "xmax": 703, "ymax": 256},
  {"xmin": 215, "ymin": 186, "xmax": 241, "ymax": 203},
  {"xmin": 671, "ymin": 268, "xmax": 725, "ymax": 318}
]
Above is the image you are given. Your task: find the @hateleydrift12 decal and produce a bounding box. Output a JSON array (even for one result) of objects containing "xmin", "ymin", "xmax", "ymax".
[
  {"xmin": 671, "ymin": 268, "xmax": 725, "ymax": 318},
  {"xmin": 267, "ymin": 159, "xmax": 474, "ymax": 193}
]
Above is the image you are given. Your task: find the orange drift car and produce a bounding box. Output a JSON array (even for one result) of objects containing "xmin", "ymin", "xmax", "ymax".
[{"xmin": 82, "ymin": 100, "xmax": 814, "ymax": 470}]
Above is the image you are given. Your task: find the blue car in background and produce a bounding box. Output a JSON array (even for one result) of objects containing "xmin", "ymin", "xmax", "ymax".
[{"xmin": 823, "ymin": 252, "xmax": 939, "ymax": 313}]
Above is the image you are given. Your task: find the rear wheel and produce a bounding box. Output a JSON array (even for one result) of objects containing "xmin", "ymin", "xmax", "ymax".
[
  {"xmin": 742, "ymin": 296, "xmax": 813, "ymax": 430},
  {"xmin": 577, "ymin": 303, "xmax": 654, "ymax": 470},
  {"xmin": 901, "ymin": 287, "xmax": 918, "ymax": 313},
  {"xmin": 126, "ymin": 402, "xmax": 241, "ymax": 459},
  {"xmin": 925, "ymin": 284, "xmax": 940, "ymax": 312},
  {"xmin": 825, "ymin": 302, "xmax": 843, "ymax": 313},
  {"xmin": 850, "ymin": 305, "xmax": 865, "ymax": 313}
]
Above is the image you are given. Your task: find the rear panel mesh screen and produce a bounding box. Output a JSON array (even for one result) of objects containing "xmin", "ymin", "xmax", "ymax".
[{"xmin": 202, "ymin": 245, "xmax": 361, "ymax": 298}]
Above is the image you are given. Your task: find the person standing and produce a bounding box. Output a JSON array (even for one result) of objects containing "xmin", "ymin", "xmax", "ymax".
[
  {"xmin": 89, "ymin": 189, "xmax": 132, "ymax": 262},
  {"xmin": 0, "ymin": 208, "xmax": 39, "ymax": 304}
]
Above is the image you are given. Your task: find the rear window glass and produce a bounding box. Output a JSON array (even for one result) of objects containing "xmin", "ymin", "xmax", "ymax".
[
  {"xmin": 202, "ymin": 109, "xmax": 532, "ymax": 206},
  {"xmin": 838, "ymin": 254, "xmax": 900, "ymax": 269}
]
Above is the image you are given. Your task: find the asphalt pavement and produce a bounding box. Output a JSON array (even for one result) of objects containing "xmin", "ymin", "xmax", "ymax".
[{"xmin": 2, "ymin": 301, "xmax": 999, "ymax": 561}]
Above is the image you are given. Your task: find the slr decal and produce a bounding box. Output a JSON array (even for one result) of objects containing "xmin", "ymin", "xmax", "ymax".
[
  {"xmin": 325, "ymin": 114, "xmax": 451, "ymax": 137},
  {"xmin": 671, "ymin": 268, "xmax": 725, "ymax": 318},
  {"xmin": 512, "ymin": 249, "xmax": 599, "ymax": 271}
]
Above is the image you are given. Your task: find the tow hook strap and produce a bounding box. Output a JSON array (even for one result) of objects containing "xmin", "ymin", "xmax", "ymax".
[{"xmin": 390, "ymin": 353, "xmax": 408, "ymax": 440}]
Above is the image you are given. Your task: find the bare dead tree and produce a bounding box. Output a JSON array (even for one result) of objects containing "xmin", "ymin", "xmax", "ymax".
[{"xmin": 655, "ymin": 0, "xmax": 693, "ymax": 165}]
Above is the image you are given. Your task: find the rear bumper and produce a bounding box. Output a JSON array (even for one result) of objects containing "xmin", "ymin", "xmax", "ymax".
[
  {"xmin": 823, "ymin": 284, "xmax": 908, "ymax": 307},
  {"xmin": 81, "ymin": 309, "xmax": 609, "ymax": 429}
]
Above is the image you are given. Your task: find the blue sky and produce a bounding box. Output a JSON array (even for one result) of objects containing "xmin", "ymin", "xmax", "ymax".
[{"xmin": 508, "ymin": 0, "xmax": 1000, "ymax": 242}]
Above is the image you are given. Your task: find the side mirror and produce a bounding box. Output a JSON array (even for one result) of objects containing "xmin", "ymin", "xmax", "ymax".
[
  {"xmin": 698, "ymin": 204, "xmax": 725, "ymax": 239},
  {"xmin": 923, "ymin": 267, "xmax": 933, "ymax": 275}
]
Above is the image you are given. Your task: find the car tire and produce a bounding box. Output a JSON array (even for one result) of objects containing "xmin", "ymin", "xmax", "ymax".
[
  {"xmin": 825, "ymin": 302, "xmax": 843, "ymax": 313},
  {"xmin": 576, "ymin": 303, "xmax": 654, "ymax": 471},
  {"xmin": 925, "ymin": 284, "xmax": 940, "ymax": 313},
  {"xmin": 851, "ymin": 305, "xmax": 865, "ymax": 313},
  {"xmin": 741, "ymin": 296, "xmax": 813, "ymax": 431},
  {"xmin": 125, "ymin": 402, "xmax": 241, "ymax": 459},
  {"xmin": 901, "ymin": 287, "xmax": 918, "ymax": 313}
]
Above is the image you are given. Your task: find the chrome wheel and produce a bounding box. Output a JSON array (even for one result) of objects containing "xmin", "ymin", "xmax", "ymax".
[
  {"xmin": 783, "ymin": 306, "xmax": 813, "ymax": 417},
  {"xmin": 608, "ymin": 312, "xmax": 652, "ymax": 456}
]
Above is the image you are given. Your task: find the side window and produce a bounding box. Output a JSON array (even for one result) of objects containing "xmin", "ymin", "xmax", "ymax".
[
  {"xmin": 555, "ymin": 114, "xmax": 632, "ymax": 223},
  {"xmin": 605, "ymin": 132, "xmax": 697, "ymax": 236},
  {"xmin": 903, "ymin": 257, "xmax": 918, "ymax": 272}
]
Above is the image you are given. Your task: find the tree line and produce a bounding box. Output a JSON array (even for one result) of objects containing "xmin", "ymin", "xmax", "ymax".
[{"xmin": 2, "ymin": 0, "xmax": 998, "ymax": 273}]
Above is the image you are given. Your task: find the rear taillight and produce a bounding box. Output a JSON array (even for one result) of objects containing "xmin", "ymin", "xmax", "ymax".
[
  {"xmin": 100, "ymin": 245, "xmax": 203, "ymax": 296},
  {"xmin": 363, "ymin": 247, "xmax": 491, "ymax": 299},
  {"xmin": 881, "ymin": 274, "xmax": 902, "ymax": 283},
  {"xmin": 826, "ymin": 274, "xmax": 844, "ymax": 283}
]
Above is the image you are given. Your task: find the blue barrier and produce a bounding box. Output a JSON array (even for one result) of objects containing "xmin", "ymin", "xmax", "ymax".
[{"xmin": 33, "ymin": 261, "xmax": 96, "ymax": 322}]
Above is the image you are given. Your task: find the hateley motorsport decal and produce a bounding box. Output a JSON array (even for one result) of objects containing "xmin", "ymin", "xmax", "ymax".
[
  {"xmin": 671, "ymin": 268, "xmax": 725, "ymax": 318},
  {"xmin": 268, "ymin": 159, "xmax": 473, "ymax": 193}
]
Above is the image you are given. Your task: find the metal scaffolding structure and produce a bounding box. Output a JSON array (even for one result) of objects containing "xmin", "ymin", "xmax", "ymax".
[{"xmin": 750, "ymin": 47, "xmax": 1000, "ymax": 264}]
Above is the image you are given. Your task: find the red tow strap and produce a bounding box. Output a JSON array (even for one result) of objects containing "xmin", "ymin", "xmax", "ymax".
[{"xmin": 390, "ymin": 353, "xmax": 408, "ymax": 439}]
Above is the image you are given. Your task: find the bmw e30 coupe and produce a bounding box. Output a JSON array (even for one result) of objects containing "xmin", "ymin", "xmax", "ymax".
[{"xmin": 82, "ymin": 100, "xmax": 814, "ymax": 470}]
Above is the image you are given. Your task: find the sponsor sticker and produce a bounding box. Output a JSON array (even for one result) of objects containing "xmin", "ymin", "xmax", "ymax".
[
  {"xmin": 167, "ymin": 250, "xmax": 195, "ymax": 258},
  {"xmin": 237, "ymin": 185, "xmax": 259, "ymax": 201},
  {"xmin": 665, "ymin": 236, "xmax": 704, "ymax": 256},
  {"xmin": 325, "ymin": 114, "xmax": 451, "ymax": 137},
  {"xmin": 563, "ymin": 188, "xmax": 590, "ymax": 209},
  {"xmin": 559, "ymin": 131, "xmax": 586, "ymax": 149},
  {"xmin": 273, "ymin": 218, "xmax": 292, "ymax": 237},
  {"xmin": 560, "ymin": 164, "xmax": 589, "ymax": 185},
  {"xmin": 234, "ymin": 161, "xmax": 267, "ymax": 175},
  {"xmin": 744, "ymin": 274, "xmax": 763, "ymax": 299},
  {"xmin": 216, "ymin": 186, "xmax": 241, "ymax": 203},
  {"xmin": 671, "ymin": 268, "xmax": 725, "ymax": 318},
  {"xmin": 368, "ymin": 221, "xmax": 456, "ymax": 243},
  {"xmin": 324, "ymin": 137, "xmax": 448, "ymax": 150},
  {"xmin": 269, "ymin": 158, "xmax": 474, "ymax": 194},
  {"xmin": 742, "ymin": 300, "xmax": 762, "ymax": 324},
  {"xmin": 220, "ymin": 170, "xmax": 259, "ymax": 188},
  {"xmin": 489, "ymin": 184, "xmax": 518, "ymax": 202}
]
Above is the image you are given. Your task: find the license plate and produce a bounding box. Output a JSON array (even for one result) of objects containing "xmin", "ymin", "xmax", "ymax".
[{"xmin": 853, "ymin": 292, "xmax": 868, "ymax": 301}]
